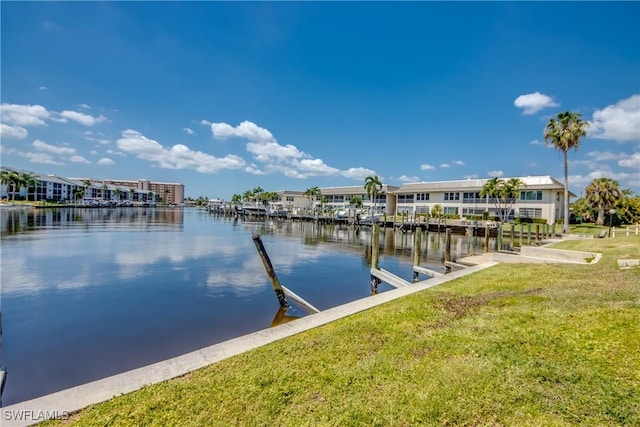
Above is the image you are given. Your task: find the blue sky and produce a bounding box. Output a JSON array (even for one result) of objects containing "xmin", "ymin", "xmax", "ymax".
[{"xmin": 1, "ymin": 2, "xmax": 639, "ymax": 200}]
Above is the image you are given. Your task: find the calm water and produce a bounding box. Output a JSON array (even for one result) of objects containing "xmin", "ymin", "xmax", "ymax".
[{"xmin": 0, "ymin": 207, "xmax": 490, "ymax": 405}]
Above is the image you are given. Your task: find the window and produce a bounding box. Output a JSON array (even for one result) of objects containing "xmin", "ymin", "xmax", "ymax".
[
  {"xmin": 286, "ymin": 196, "xmax": 294, "ymax": 202},
  {"xmin": 415, "ymin": 206, "xmax": 430, "ymax": 214},
  {"xmin": 520, "ymin": 190, "xmax": 542, "ymax": 201},
  {"xmin": 444, "ymin": 206, "xmax": 459, "ymax": 215},
  {"xmin": 519, "ymin": 208, "xmax": 542, "ymax": 218},
  {"xmin": 444, "ymin": 192, "xmax": 459, "ymax": 201},
  {"xmin": 416, "ymin": 193, "xmax": 429, "ymax": 201},
  {"xmin": 397, "ymin": 194, "xmax": 414, "ymax": 204}
]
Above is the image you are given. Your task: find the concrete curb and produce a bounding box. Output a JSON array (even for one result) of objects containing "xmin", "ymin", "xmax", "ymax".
[{"xmin": 2, "ymin": 262, "xmax": 498, "ymax": 426}]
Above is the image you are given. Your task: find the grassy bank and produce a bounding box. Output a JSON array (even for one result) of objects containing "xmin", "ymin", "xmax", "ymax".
[{"xmin": 47, "ymin": 236, "xmax": 639, "ymax": 426}]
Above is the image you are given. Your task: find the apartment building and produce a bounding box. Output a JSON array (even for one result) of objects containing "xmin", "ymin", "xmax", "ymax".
[{"xmin": 308, "ymin": 176, "xmax": 568, "ymax": 224}]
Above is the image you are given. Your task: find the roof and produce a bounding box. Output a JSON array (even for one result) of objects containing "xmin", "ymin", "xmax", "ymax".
[{"xmin": 392, "ymin": 176, "xmax": 567, "ymax": 193}]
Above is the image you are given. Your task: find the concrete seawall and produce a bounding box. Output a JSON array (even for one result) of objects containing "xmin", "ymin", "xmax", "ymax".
[{"xmin": 2, "ymin": 262, "xmax": 498, "ymax": 427}]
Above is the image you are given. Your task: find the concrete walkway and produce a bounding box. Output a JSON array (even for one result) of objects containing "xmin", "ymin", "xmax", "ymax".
[{"xmin": 2, "ymin": 262, "xmax": 497, "ymax": 426}]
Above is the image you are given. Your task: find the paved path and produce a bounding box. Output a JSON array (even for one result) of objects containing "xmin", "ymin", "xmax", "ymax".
[{"xmin": 2, "ymin": 262, "xmax": 498, "ymax": 426}]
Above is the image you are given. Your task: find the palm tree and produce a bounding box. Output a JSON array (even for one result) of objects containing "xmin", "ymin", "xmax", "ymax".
[
  {"xmin": 544, "ymin": 111, "xmax": 589, "ymax": 233},
  {"xmin": 74, "ymin": 187, "xmax": 85, "ymax": 204},
  {"xmin": 480, "ymin": 177, "xmax": 525, "ymax": 223},
  {"xmin": 114, "ymin": 187, "xmax": 123, "ymax": 201},
  {"xmin": 129, "ymin": 187, "xmax": 136, "ymax": 202},
  {"xmin": 242, "ymin": 190, "xmax": 254, "ymax": 204},
  {"xmin": 18, "ymin": 172, "xmax": 38, "ymax": 201},
  {"xmin": 303, "ymin": 186, "xmax": 321, "ymax": 214},
  {"xmin": 585, "ymin": 177, "xmax": 623, "ymax": 225},
  {"xmin": 364, "ymin": 175, "xmax": 383, "ymax": 216},
  {"xmin": 231, "ymin": 194, "xmax": 243, "ymax": 206},
  {"xmin": 349, "ymin": 195, "xmax": 363, "ymax": 208},
  {"xmin": 1, "ymin": 169, "xmax": 20, "ymax": 201}
]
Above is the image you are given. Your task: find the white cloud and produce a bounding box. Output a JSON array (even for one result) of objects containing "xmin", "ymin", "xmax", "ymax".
[
  {"xmin": 70, "ymin": 155, "xmax": 91, "ymax": 164},
  {"xmin": 588, "ymin": 94, "xmax": 640, "ymax": 142},
  {"xmin": 245, "ymin": 165, "xmax": 266, "ymax": 175},
  {"xmin": 207, "ymin": 119, "xmax": 377, "ymax": 181},
  {"xmin": 619, "ymin": 152, "xmax": 640, "ymax": 169},
  {"xmin": 58, "ymin": 110, "xmax": 107, "ymax": 126},
  {"xmin": 1, "ymin": 123, "xmax": 28, "ymax": 139},
  {"xmin": 97, "ymin": 158, "xmax": 115, "ymax": 166},
  {"xmin": 488, "ymin": 170, "xmax": 504, "ymax": 177},
  {"xmin": 530, "ymin": 139, "xmax": 544, "ymax": 146},
  {"xmin": 117, "ymin": 129, "xmax": 246, "ymax": 173},
  {"xmin": 569, "ymin": 169, "xmax": 640, "ymax": 194},
  {"xmin": 0, "ymin": 103, "xmax": 50, "ymax": 126},
  {"xmin": 440, "ymin": 163, "xmax": 450, "ymax": 168},
  {"xmin": 32, "ymin": 139, "xmax": 76, "ymax": 155},
  {"xmin": 398, "ymin": 175, "xmax": 419, "ymax": 182},
  {"xmin": 246, "ymin": 141, "xmax": 305, "ymax": 162},
  {"xmin": 183, "ymin": 127, "xmax": 194, "ymax": 135},
  {"xmin": 514, "ymin": 91, "xmax": 559, "ymax": 114},
  {"xmin": 211, "ymin": 120, "xmax": 275, "ymax": 143},
  {"xmin": 39, "ymin": 86, "xmax": 48, "ymax": 91},
  {"xmin": 297, "ymin": 158, "xmax": 339, "ymax": 175},
  {"xmin": 341, "ymin": 167, "xmax": 376, "ymax": 180},
  {"xmin": 78, "ymin": 103, "xmax": 91, "ymax": 110},
  {"xmin": 586, "ymin": 151, "xmax": 624, "ymax": 161},
  {"xmin": 463, "ymin": 174, "xmax": 479, "ymax": 179},
  {"xmin": 23, "ymin": 152, "xmax": 63, "ymax": 165},
  {"xmin": 420, "ymin": 164, "xmax": 435, "ymax": 171},
  {"xmin": 453, "ymin": 160, "xmax": 465, "ymax": 166}
]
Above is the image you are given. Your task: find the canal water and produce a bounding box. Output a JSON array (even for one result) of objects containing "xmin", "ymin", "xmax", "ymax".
[{"xmin": 0, "ymin": 207, "xmax": 491, "ymax": 405}]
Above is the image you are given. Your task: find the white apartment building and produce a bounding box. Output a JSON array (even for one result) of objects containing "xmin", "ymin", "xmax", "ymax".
[{"xmin": 303, "ymin": 176, "xmax": 569, "ymax": 224}]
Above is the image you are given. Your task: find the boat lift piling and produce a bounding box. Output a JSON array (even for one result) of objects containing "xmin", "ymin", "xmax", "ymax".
[
  {"xmin": 252, "ymin": 234, "xmax": 289, "ymax": 310},
  {"xmin": 370, "ymin": 224, "xmax": 382, "ymax": 294},
  {"xmin": 412, "ymin": 228, "xmax": 422, "ymax": 282},
  {"xmin": 252, "ymin": 234, "xmax": 320, "ymax": 314}
]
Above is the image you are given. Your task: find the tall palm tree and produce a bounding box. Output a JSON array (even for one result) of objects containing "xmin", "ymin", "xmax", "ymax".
[
  {"xmin": 585, "ymin": 177, "xmax": 623, "ymax": 225},
  {"xmin": 364, "ymin": 175, "xmax": 383, "ymax": 216},
  {"xmin": 114, "ymin": 188, "xmax": 123, "ymax": 201},
  {"xmin": 544, "ymin": 111, "xmax": 589, "ymax": 233},
  {"xmin": 129, "ymin": 187, "xmax": 136, "ymax": 202},
  {"xmin": 18, "ymin": 172, "xmax": 38, "ymax": 202}
]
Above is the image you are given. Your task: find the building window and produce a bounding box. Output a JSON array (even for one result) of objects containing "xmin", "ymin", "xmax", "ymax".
[
  {"xmin": 286, "ymin": 196, "xmax": 294, "ymax": 202},
  {"xmin": 397, "ymin": 194, "xmax": 414, "ymax": 204},
  {"xmin": 444, "ymin": 192, "xmax": 459, "ymax": 201},
  {"xmin": 416, "ymin": 193, "xmax": 429, "ymax": 201},
  {"xmin": 520, "ymin": 190, "xmax": 542, "ymax": 201},
  {"xmin": 444, "ymin": 206, "xmax": 459, "ymax": 215},
  {"xmin": 519, "ymin": 208, "xmax": 542, "ymax": 218}
]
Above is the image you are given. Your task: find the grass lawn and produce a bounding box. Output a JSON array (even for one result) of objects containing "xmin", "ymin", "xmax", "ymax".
[{"xmin": 45, "ymin": 236, "xmax": 639, "ymax": 426}]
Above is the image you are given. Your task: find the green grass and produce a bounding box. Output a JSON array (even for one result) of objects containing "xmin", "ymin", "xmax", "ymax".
[{"xmin": 45, "ymin": 236, "xmax": 640, "ymax": 426}]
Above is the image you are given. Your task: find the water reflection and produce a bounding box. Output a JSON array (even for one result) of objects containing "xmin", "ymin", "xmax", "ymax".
[{"xmin": 0, "ymin": 208, "xmax": 492, "ymax": 405}]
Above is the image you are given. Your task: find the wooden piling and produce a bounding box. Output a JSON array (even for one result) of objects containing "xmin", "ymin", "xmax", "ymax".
[
  {"xmin": 527, "ymin": 223, "xmax": 532, "ymax": 245},
  {"xmin": 413, "ymin": 228, "xmax": 422, "ymax": 282},
  {"xmin": 370, "ymin": 224, "xmax": 381, "ymax": 294},
  {"xmin": 510, "ymin": 223, "xmax": 515, "ymax": 247},
  {"xmin": 536, "ymin": 224, "xmax": 540, "ymax": 241},
  {"xmin": 252, "ymin": 234, "xmax": 289, "ymax": 309},
  {"xmin": 519, "ymin": 223, "xmax": 523, "ymax": 247},
  {"xmin": 497, "ymin": 225, "xmax": 503, "ymax": 251},
  {"xmin": 445, "ymin": 228, "xmax": 452, "ymax": 262},
  {"xmin": 483, "ymin": 224, "xmax": 489, "ymax": 252}
]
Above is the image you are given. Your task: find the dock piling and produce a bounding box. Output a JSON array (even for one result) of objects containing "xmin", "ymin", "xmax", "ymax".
[
  {"xmin": 412, "ymin": 228, "xmax": 422, "ymax": 282},
  {"xmin": 252, "ymin": 234, "xmax": 289, "ymax": 309}
]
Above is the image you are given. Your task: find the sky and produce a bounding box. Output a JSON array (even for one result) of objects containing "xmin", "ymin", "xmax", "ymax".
[{"xmin": 1, "ymin": 2, "xmax": 639, "ymax": 200}]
